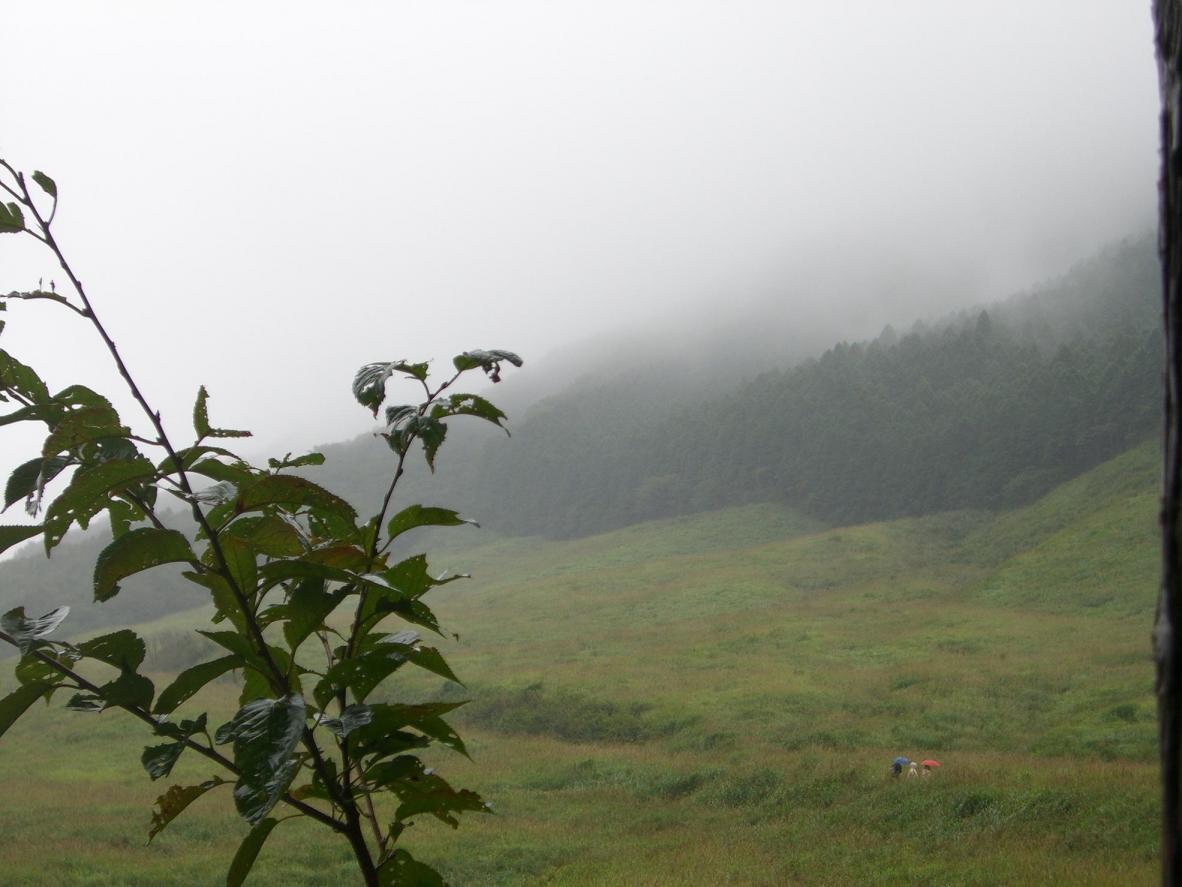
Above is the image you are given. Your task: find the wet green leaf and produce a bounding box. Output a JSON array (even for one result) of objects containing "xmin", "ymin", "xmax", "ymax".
[
  {"xmin": 43, "ymin": 457, "xmax": 156, "ymax": 550},
  {"xmin": 31, "ymin": 171, "xmax": 57, "ymax": 198},
  {"xmin": 227, "ymin": 817, "xmax": 279, "ymax": 887},
  {"xmin": 98, "ymin": 670, "xmax": 155, "ymax": 710},
  {"xmin": 434, "ymin": 392, "xmax": 508, "ymax": 430},
  {"xmin": 155, "ymin": 655, "xmax": 240, "ymax": 715},
  {"xmin": 385, "ymin": 505, "xmax": 476, "ymax": 543},
  {"xmin": 353, "ymin": 361, "xmax": 429, "ymax": 416},
  {"xmin": 236, "ymin": 474, "xmax": 357, "ymax": 523},
  {"xmin": 142, "ymin": 714, "xmax": 208, "ymax": 779},
  {"xmin": 451, "ymin": 349, "xmax": 522, "ymax": 382},
  {"xmin": 222, "ymin": 516, "xmax": 304, "ymax": 557},
  {"xmin": 1, "ymin": 605, "xmax": 69, "ymax": 653},
  {"xmin": 77, "ymin": 629, "xmax": 145, "ymax": 672},
  {"xmin": 0, "ymin": 682, "xmax": 54, "ymax": 739},
  {"xmin": 317, "ymin": 703, "xmax": 373, "ymax": 738},
  {"xmin": 0, "ymin": 350, "xmax": 49, "ymax": 402},
  {"xmin": 41, "ymin": 405, "xmax": 127, "ymax": 459},
  {"xmin": 0, "ymin": 524, "xmax": 43, "ymax": 556},
  {"xmin": 5, "ymin": 456, "xmax": 69, "ymax": 512},
  {"xmin": 94, "ymin": 527, "xmax": 195, "ymax": 602},
  {"xmin": 0, "ymin": 202, "xmax": 24, "ymax": 234},
  {"xmin": 267, "ymin": 452, "xmax": 325, "ymax": 470},
  {"xmin": 280, "ymin": 578, "xmax": 344, "ymax": 653},
  {"xmin": 215, "ymin": 695, "xmax": 306, "ymax": 824}
]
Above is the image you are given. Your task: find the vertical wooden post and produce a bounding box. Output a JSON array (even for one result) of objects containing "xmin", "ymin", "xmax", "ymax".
[{"xmin": 1156, "ymin": 2, "xmax": 1182, "ymax": 882}]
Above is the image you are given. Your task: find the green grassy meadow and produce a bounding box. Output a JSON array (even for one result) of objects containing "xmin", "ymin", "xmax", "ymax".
[{"xmin": 0, "ymin": 441, "xmax": 1163, "ymax": 884}]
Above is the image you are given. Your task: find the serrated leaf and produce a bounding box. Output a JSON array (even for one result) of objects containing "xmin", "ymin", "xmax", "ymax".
[
  {"xmin": 0, "ymin": 682, "xmax": 54, "ymax": 739},
  {"xmin": 451, "ymin": 349, "xmax": 522, "ymax": 382},
  {"xmin": 0, "ymin": 350, "xmax": 48, "ymax": 405},
  {"xmin": 406, "ymin": 646, "xmax": 461, "ymax": 685},
  {"xmin": 391, "ymin": 416, "xmax": 446, "ymax": 471},
  {"xmin": 222, "ymin": 515, "xmax": 304, "ymax": 557},
  {"xmin": 1, "ymin": 605, "xmax": 69, "ymax": 653},
  {"xmin": 184, "ymin": 572, "xmax": 248, "ymax": 633},
  {"xmin": 434, "ymin": 392, "xmax": 508, "ymax": 430},
  {"xmin": 386, "ymin": 505, "xmax": 476, "ymax": 543},
  {"xmin": 267, "ymin": 451, "xmax": 325, "ymax": 470},
  {"xmin": 98, "ymin": 670, "xmax": 155, "ymax": 710},
  {"xmin": 394, "ymin": 778, "xmax": 488, "ymax": 828},
  {"xmin": 384, "ymin": 404, "xmax": 417, "ymax": 427},
  {"xmin": 0, "ymin": 202, "xmax": 24, "ymax": 234},
  {"xmin": 316, "ymin": 703, "xmax": 373, "ymax": 738},
  {"xmin": 315, "ymin": 638, "xmax": 423, "ymax": 708},
  {"xmin": 215, "ymin": 695, "xmax": 306, "ymax": 824},
  {"xmin": 65, "ymin": 693, "xmax": 105, "ymax": 711},
  {"xmin": 377, "ymin": 849, "xmax": 446, "ymax": 886},
  {"xmin": 43, "ymin": 457, "xmax": 156, "ymax": 550},
  {"xmin": 94, "ymin": 527, "xmax": 195, "ymax": 602},
  {"xmin": 31, "ymin": 171, "xmax": 57, "ymax": 198},
  {"xmin": 211, "ymin": 536, "xmax": 257, "ymax": 604},
  {"xmin": 189, "ymin": 459, "xmax": 253, "ymax": 486},
  {"xmin": 280, "ymin": 578, "xmax": 344, "ymax": 653},
  {"xmin": 227, "ymin": 817, "xmax": 279, "ymax": 887},
  {"xmin": 142, "ymin": 713, "xmax": 208, "ymax": 780},
  {"xmin": 236, "ymin": 475, "xmax": 357, "ymax": 523},
  {"xmin": 148, "ymin": 777, "xmax": 227, "ymax": 843},
  {"xmin": 4, "ymin": 456, "xmax": 69, "ymax": 512},
  {"xmin": 193, "ymin": 386, "xmax": 251, "ymax": 440},
  {"xmin": 142, "ymin": 741, "xmax": 187, "ymax": 781},
  {"xmin": 0, "ymin": 524, "xmax": 43, "ymax": 556},
  {"xmin": 41, "ymin": 405, "xmax": 128, "ymax": 459},
  {"xmin": 77, "ymin": 629, "xmax": 146, "ymax": 672},
  {"xmin": 155, "ymin": 655, "xmax": 240, "ymax": 715},
  {"xmin": 15, "ymin": 646, "xmax": 78, "ymax": 686},
  {"xmin": 353, "ymin": 362, "xmax": 429, "ymax": 417},
  {"xmin": 383, "ymin": 554, "xmax": 450, "ymax": 600}
]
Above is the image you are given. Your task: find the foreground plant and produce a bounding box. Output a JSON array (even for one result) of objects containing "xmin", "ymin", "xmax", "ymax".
[{"xmin": 0, "ymin": 159, "xmax": 521, "ymax": 885}]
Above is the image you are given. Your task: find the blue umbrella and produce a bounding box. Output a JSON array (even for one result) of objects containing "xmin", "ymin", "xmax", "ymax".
[{"xmin": 893, "ymin": 757, "xmax": 911, "ymax": 766}]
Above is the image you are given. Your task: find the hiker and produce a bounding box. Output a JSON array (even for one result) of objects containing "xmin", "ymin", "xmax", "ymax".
[
  {"xmin": 891, "ymin": 756, "xmax": 909, "ymax": 777},
  {"xmin": 907, "ymin": 761, "xmax": 919, "ymax": 779}
]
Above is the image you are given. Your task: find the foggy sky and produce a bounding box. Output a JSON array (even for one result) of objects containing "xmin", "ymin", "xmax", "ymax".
[{"xmin": 0, "ymin": 1, "xmax": 1160, "ymax": 470}]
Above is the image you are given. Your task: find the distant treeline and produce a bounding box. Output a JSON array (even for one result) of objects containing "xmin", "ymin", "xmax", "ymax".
[
  {"xmin": 0, "ymin": 234, "xmax": 1160, "ymax": 636},
  {"xmin": 452, "ymin": 234, "xmax": 1161, "ymax": 536}
]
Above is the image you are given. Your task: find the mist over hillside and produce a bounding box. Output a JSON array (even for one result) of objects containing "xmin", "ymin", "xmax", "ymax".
[
  {"xmin": 0, "ymin": 232, "xmax": 1159, "ymax": 634},
  {"xmin": 312, "ymin": 232, "xmax": 1161, "ymax": 537}
]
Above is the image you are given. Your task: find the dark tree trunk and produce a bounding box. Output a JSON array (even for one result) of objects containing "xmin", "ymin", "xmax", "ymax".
[{"xmin": 1157, "ymin": 1, "xmax": 1182, "ymax": 883}]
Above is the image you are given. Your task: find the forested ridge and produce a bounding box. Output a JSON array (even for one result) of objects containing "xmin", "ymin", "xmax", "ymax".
[
  {"xmin": 461, "ymin": 233, "xmax": 1160, "ymax": 536},
  {"xmin": 0, "ymin": 233, "xmax": 1159, "ymax": 632}
]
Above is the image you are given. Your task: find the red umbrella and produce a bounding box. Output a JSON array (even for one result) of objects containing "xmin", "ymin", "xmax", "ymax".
[{"xmin": 921, "ymin": 759, "xmax": 941, "ymax": 768}]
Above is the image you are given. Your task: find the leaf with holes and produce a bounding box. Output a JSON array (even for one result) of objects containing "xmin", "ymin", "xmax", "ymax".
[
  {"xmin": 77, "ymin": 629, "xmax": 146, "ymax": 672},
  {"xmin": 193, "ymin": 386, "xmax": 251, "ymax": 440},
  {"xmin": 43, "ymin": 457, "xmax": 157, "ymax": 550},
  {"xmin": 148, "ymin": 777, "xmax": 227, "ymax": 843}
]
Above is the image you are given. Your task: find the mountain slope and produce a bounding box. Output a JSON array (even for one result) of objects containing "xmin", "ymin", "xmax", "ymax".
[{"xmin": 0, "ymin": 437, "xmax": 1159, "ymax": 885}]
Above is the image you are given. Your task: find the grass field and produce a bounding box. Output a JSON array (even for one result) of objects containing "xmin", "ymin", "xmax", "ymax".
[{"xmin": 0, "ymin": 440, "xmax": 1162, "ymax": 884}]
